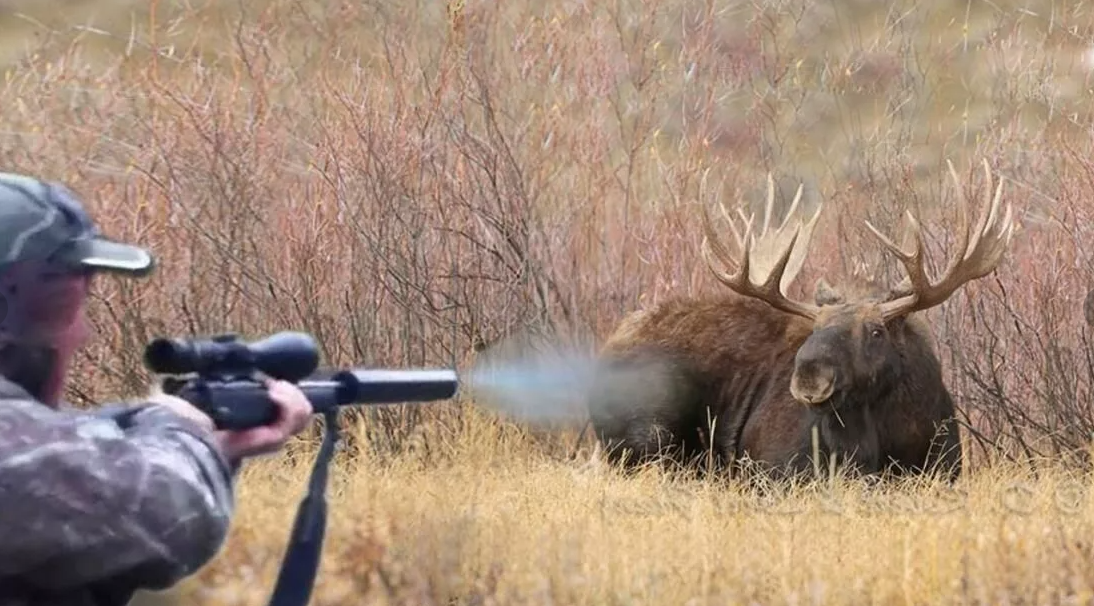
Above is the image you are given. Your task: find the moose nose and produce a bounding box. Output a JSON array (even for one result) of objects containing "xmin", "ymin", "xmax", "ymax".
[
  {"xmin": 792, "ymin": 369, "xmax": 831, "ymax": 402},
  {"xmin": 790, "ymin": 369, "xmax": 835, "ymax": 405},
  {"xmin": 791, "ymin": 329, "xmax": 842, "ymax": 406}
]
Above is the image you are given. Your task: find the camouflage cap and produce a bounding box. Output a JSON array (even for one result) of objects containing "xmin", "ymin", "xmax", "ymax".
[{"xmin": 0, "ymin": 172, "xmax": 155, "ymax": 276}]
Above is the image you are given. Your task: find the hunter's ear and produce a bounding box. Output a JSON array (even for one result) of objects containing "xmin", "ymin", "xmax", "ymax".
[{"xmin": 814, "ymin": 277, "xmax": 842, "ymax": 305}]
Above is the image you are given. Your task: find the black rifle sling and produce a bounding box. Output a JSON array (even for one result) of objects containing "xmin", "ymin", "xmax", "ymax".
[{"xmin": 266, "ymin": 408, "xmax": 340, "ymax": 606}]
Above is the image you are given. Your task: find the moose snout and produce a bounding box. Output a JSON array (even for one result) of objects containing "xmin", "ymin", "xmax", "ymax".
[
  {"xmin": 791, "ymin": 331, "xmax": 843, "ymax": 406},
  {"xmin": 792, "ymin": 365, "xmax": 831, "ymax": 402},
  {"xmin": 790, "ymin": 363, "xmax": 836, "ymax": 405}
]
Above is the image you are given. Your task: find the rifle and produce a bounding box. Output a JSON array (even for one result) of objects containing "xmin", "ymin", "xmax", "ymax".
[{"xmin": 143, "ymin": 331, "xmax": 459, "ymax": 606}]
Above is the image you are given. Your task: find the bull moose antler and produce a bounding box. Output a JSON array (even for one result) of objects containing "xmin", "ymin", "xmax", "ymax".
[
  {"xmin": 699, "ymin": 171, "xmax": 824, "ymax": 321},
  {"xmin": 866, "ymin": 159, "xmax": 1016, "ymax": 321}
]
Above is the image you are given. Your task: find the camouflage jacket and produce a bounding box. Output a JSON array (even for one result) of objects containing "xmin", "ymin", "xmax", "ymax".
[{"xmin": 0, "ymin": 376, "xmax": 238, "ymax": 606}]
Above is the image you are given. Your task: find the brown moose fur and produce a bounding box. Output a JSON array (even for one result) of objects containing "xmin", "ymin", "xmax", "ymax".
[{"xmin": 586, "ymin": 277, "xmax": 963, "ymax": 483}]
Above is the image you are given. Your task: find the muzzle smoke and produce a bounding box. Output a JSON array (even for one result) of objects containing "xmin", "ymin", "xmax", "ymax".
[{"xmin": 464, "ymin": 332, "xmax": 611, "ymax": 425}]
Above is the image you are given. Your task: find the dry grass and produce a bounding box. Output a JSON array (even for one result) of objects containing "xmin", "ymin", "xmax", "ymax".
[
  {"xmin": 3, "ymin": 0, "xmax": 1094, "ymax": 603},
  {"xmin": 158, "ymin": 417, "xmax": 1094, "ymax": 605}
]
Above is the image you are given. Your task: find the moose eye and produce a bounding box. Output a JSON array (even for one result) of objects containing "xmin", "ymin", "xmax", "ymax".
[{"xmin": 870, "ymin": 327, "xmax": 884, "ymax": 339}]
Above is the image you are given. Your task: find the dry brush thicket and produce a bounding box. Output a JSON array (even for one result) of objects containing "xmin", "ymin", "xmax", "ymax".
[{"xmin": 5, "ymin": 0, "xmax": 1094, "ymax": 603}]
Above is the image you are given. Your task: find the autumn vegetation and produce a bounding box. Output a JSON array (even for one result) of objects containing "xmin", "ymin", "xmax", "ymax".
[{"xmin": 4, "ymin": 0, "xmax": 1094, "ymax": 603}]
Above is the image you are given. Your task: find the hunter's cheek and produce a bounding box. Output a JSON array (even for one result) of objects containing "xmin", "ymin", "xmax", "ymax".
[
  {"xmin": 60, "ymin": 310, "xmax": 91, "ymax": 353},
  {"xmin": 23, "ymin": 284, "xmax": 85, "ymax": 327}
]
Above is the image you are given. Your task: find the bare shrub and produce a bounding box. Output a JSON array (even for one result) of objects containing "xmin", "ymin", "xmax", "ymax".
[{"xmin": 1, "ymin": 0, "xmax": 1093, "ymax": 473}]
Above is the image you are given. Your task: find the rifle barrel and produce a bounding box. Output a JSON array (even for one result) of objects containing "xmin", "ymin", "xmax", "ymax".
[{"xmin": 329, "ymin": 368, "xmax": 459, "ymax": 406}]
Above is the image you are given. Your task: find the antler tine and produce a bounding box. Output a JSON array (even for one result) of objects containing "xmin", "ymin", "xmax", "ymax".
[
  {"xmin": 700, "ymin": 198, "xmax": 751, "ymax": 286},
  {"xmin": 762, "ymin": 172, "xmax": 775, "ymax": 235},
  {"xmin": 777, "ymin": 182, "xmax": 818, "ymax": 294},
  {"xmin": 716, "ymin": 200, "xmax": 752, "ymax": 252},
  {"xmin": 784, "ymin": 181, "xmax": 805, "ymax": 228},
  {"xmin": 946, "ymin": 159, "xmax": 973, "ymax": 269},
  {"xmin": 745, "ymin": 178, "xmax": 819, "ymax": 292},
  {"xmin": 699, "ymin": 176, "xmax": 822, "ymax": 321},
  {"xmin": 875, "ymin": 159, "xmax": 1016, "ymax": 321},
  {"xmin": 699, "ymin": 175, "xmax": 746, "ymax": 271},
  {"xmin": 863, "ymin": 210, "xmax": 925, "ymax": 277}
]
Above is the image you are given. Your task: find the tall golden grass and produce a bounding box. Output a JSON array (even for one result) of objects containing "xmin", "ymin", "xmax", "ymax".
[{"xmin": 4, "ymin": 0, "xmax": 1094, "ymax": 603}]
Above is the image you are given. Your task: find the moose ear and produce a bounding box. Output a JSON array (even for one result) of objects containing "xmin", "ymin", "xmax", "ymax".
[
  {"xmin": 814, "ymin": 277, "xmax": 842, "ymax": 305},
  {"xmin": 883, "ymin": 314, "xmax": 908, "ymax": 336}
]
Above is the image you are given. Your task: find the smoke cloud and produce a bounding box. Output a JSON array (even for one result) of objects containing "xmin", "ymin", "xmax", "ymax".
[
  {"xmin": 463, "ymin": 329, "xmax": 679, "ymax": 429},
  {"xmin": 464, "ymin": 333, "xmax": 598, "ymax": 425}
]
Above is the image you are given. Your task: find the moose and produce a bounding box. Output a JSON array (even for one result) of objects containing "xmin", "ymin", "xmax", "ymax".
[{"xmin": 587, "ymin": 160, "xmax": 1016, "ymax": 483}]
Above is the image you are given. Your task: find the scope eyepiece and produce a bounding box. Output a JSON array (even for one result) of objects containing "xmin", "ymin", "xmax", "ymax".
[{"xmin": 144, "ymin": 331, "xmax": 321, "ymax": 382}]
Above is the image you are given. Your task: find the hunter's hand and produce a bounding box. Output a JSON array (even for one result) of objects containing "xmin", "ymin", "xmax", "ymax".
[{"xmin": 214, "ymin": 379, "xmax": 315, "ymax": 461}]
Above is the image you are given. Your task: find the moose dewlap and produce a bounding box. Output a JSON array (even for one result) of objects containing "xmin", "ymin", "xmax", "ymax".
[{"xmin": 587, "ymin": 160, "xmax": 1016, "ymax": 483}]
